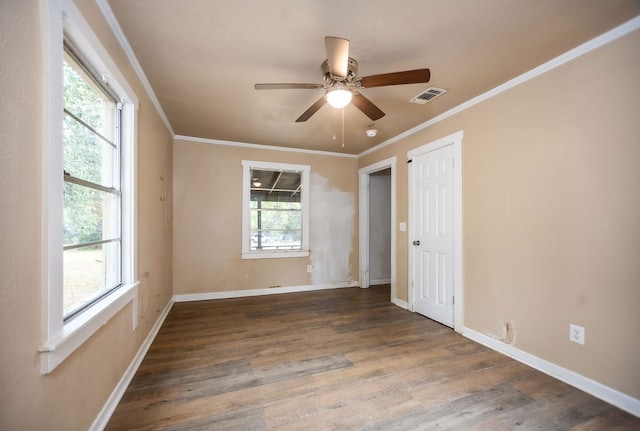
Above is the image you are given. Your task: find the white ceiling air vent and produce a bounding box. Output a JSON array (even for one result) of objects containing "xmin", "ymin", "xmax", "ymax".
[{"xmin": 409, "ymin": 87, "xmax": 447, "ymax": 104}]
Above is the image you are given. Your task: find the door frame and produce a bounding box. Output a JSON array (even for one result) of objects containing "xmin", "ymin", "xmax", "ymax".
[
  {"xmin": 408, "ymin": 131, "xmax": 463, "ymax": 333},
  {"xmin": 358, "ymin": 157, "xmax": 397, "ymax": 303}
]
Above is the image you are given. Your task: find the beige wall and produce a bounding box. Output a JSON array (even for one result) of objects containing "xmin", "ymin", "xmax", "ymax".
[
  {"xmin": 360, "ymin": 30, "xmax": 640, "ymax": 399},
  {"xmin": 0, "ymin": 1, "xmax": 174, "ymax": 430},
  {"xmin": 173, "ymin": 140, "xmax": 359, "ymax": 294}
]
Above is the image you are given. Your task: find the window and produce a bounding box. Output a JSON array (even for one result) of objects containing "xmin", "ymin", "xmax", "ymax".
[
  {"xmin": 63, "ymin": 44, "xmax": 122, "ymax": 320},
  {"xmin": 242, "ymin": 161, "xmax": 310, "ymax": 259},
  {"xmin": 40, "ymin": 0, "xmax": 138, "ymax": 374}
]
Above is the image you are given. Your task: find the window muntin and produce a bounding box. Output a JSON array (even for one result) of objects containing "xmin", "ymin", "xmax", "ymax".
[
  {"xmin": 62, "ymin": 46, "xmax": 122, "ymax": 319},
  {"xmin": 242, "ymin": 161, "xmax": 310, "ymax": 259}
]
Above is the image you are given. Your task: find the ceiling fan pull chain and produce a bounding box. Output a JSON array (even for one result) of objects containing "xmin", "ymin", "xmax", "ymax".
[
  {"xmin": 341, "ymin": 107, "xmax": 345, "ymax": 149},
  {"xmin": 332, "ymin": 108, "xmax": 336, "ymax": 140}
]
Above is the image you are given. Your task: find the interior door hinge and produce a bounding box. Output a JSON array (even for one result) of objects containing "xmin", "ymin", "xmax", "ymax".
[{"xmin": 452, "ymin": 296, "xmax": 455, "ymax": 305}]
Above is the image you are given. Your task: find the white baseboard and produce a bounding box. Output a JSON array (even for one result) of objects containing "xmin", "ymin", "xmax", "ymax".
[
  {"xmin": 462, "ymin": 327, "xmax": 640, "ymax": 418},
  {"xmin": 90, "ymin": 298, "xmax": 175, "ymax": 431},
  {"xmin": 173, "ymin": 281, "xmax": 359, "ymax": 303},
  {"xmin": 392, "ymin": 298, "xmax": 408, "ymax": 310},
  {"xmin": 370, "ymin": 278, "xmax": 391, "ymax": 285}
]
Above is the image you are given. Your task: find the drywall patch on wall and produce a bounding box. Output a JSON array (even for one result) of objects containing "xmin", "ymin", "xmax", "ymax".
[
  {"xmin": 495, "ymin": 320, "xmax": 517, "ymax": 345},
  {"xmin": 310, "ymin": 173, "xmax": 355, "ymax": 285}
]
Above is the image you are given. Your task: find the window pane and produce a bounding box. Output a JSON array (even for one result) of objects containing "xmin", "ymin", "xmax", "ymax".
[
  {"xmin": 63, "ymin": 112, "xmax": 118, "ymax": 188},
  {"xmin": 63, "ymin": 181, "xmax": 120, "ymax": 247},
  {"xmin": 63, "ymin": 55, "xmax": 116, "ymax": 142},
  {"xmin": 243, "ymin": 162, "xmax": 309, "ymax": 258},
  {"xmin": 250, "ymin": 201, "xmax": 302, "ymax": 250},
  {"xmin": 249, "ymin": 168, "xmax": 301, "ymax": 203},
  {"xmin": 63, "ymin": 56, "xmax": 118, "ymax": 188},
  {"xmin": 261, "ymin": 208, "xmax": 301, "ymax": 231},
  {"xmin": 63, "ymin": 241, "xmax": 121, "ymax": 318}
]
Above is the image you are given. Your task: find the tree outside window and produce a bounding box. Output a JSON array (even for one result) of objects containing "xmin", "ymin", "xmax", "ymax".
[{"xmin": 62, "ymin": 47, "xmax": 122, "ymax": 319}]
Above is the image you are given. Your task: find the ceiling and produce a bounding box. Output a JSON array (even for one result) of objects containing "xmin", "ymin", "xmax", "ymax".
[{"xmin": 106, "ymin": 0, "xmax": 639, "ymax": 155}]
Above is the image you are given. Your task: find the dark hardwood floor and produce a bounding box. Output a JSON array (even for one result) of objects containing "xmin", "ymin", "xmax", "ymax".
[{"xmin": 106, "ymin": 285, "xmax": 639, "ymax": 430}]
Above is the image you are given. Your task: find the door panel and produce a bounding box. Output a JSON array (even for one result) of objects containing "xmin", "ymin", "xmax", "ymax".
[{"xmin": 413, "ymin": 144, "xmax": 454, "ymax": 327}]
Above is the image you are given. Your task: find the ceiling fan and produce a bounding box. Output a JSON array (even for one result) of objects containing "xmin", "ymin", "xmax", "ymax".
[{"xmin": 255, "ymin": 36, "xmax": 431, "ymax": 123}]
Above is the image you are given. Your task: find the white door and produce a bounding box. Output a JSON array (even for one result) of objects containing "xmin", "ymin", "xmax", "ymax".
[{"xmin": 412, "ymin": 144, "xmax": 454, "ymax": 327}]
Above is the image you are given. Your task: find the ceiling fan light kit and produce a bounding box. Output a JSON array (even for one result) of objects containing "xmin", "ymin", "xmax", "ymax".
[
  {"xmin": 326, "ymin": 86, "xmax": 353, "ymax": 109},
  {"xmin": 255, "ymin": 36, "xmax": 431, "ymax": 124}
]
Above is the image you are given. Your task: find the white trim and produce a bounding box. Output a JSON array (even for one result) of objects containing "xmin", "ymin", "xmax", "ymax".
[
  {"xmin": 94, "ymin": 0, "xmax": 173, "ymax": 136},
  {"xmin": 391, "ymin": 298, "xmax": 408, "ymax": 310},
  {"xmin": 120, "ymin": 102, "xmax": 138, "ymax": 289},
  {"xmin": 40, "ymin": 0, "xmax": 65, "ymax": 350},
  {"xmin": 40, "ymin": 282, "xmax": 139, "ymax": 374},
  {"xmin": 463, "ymin": 327, "xmax": 640, "ymax": 418},
  {"xmin": 89, "ymin": 297, "xmax": 174, "ymax": 431},
  {"xmin": 358, "ymin": 158, "xmax": 397, "ymax": 304},
  {"xmin": 173, "ymin": 281, "xmax": 358, "ymax": 303},
  {"xmin": 359, "ymin": 15, "xmax": 640, "ymax": 159},
  {"xmin": 241, "ymin": 160, "xmax": 310, "ymax": 259},
  {"xmin": 241, "ymin": 250, "xmax": 310, "ymax": 260},
  {"xmin": 370, "ymin": 278, "xmax": 391, "ymax": 285},
  {"xmin": 407, "ymin": 131, "xmax": 463, "ymax": 333},
  {"xmin": 452, "ymin": 137, "xmax": 463, "ymax": 333},
  {"xmin": 177, "ymin": 134, "xmax": 358, "ymax": 158}
]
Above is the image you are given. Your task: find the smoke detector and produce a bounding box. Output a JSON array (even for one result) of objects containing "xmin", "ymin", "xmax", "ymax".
[
  {"xmin": 365, "ymin": 124, "xmax": 377, "ymax": 137},
  {"xmin": 409, "ymin": 87, "xmax": 447, "ymax": 104}
]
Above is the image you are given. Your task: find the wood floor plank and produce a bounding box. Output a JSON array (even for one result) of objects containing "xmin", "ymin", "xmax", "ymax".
[
  {"xmin": 408, "ymin": 360, "xmax": 538, "ymax": 407},
  {"xmin": 105, "ymin": 285, "xmax": 640, "ymax": 430},
  {"xmin": 107, "ymin": 374, "xmax": 319, "ymax": 430}
]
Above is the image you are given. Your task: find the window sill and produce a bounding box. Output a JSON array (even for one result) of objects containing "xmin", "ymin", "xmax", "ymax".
[
  {"xmin": 242, "ymin": 250, "xmax": 310, "ymax": 260},
  {"xmin": 39, "ymin": 281, "xmax": 139, "ymax": 374}
]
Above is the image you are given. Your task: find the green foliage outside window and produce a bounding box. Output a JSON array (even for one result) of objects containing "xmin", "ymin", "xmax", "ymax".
[
  {"xmin": 63, "ymin": 59, "xmax": 115, "ymax": 246},
  {"xmin": 250, "ymin": 200, "xmax": 302, "ymax": 249}
]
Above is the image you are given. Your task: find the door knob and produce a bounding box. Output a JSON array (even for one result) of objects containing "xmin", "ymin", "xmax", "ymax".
[{"xmin": 413, "ymin": 240, "xmax": 420, "ymax": 246}]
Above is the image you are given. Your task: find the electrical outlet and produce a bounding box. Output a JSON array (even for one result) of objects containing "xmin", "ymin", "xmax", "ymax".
[
  {"xmin": 569, "ymin": 324, "xmax": 585, "ymax": 345},
  {"xmin": 307, "ymin": 265, "xmax": 312, "ymax": 273}
]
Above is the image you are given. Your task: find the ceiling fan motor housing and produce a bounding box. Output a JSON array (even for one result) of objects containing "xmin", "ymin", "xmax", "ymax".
[{"xmin": 322, "ymin": 57, "xmax": 358, "ymax": 86}]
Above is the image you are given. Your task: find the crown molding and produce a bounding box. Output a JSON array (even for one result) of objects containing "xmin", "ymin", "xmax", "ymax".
[
  {"xmin": 95, "ymin": 0, "xmax": 175, "ymax": 137},
  {"xmin": 174, "ymin": 135, "xmax": 358, "ymax": 158},
  {"xmin": 359, "ymin": 15, "xmax": 640, "ymax": 158}
]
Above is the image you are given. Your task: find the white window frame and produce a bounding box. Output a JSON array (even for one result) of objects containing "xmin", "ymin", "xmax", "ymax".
[
  {"xmin": 241, "ymin": 160, "xmax": 310, "ymax": 259},
  {"xmin": 40, "ymin": 0, "xmax": 139, "ymax": 374}
]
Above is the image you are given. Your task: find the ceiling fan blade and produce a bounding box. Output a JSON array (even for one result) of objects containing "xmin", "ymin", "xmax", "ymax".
[
  {"xmin": 255, "ymin": 83, "xmax": 324, "ymax": 90},
  {"xmin": 359, "ymin": 68, "xmax": 431, "ymax": 88},
  {"xmin": 295, "ymin": 96, "xmax": 327, "ymax": 122},
  {"xmin": 352, "ymin": 93, "xmax": 385, "ymax": 121},
  {"xmin": 325, "ymin": 36, "xmax": 350, "ymax": 78}
]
